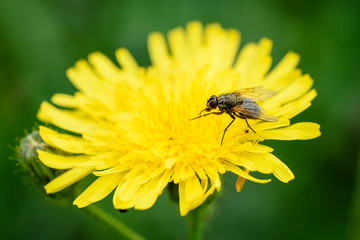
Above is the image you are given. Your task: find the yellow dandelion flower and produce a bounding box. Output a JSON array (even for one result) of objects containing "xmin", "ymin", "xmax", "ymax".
[{"xmin": 36, "ymin": 21, "xmax": 320, "ymax": 216}]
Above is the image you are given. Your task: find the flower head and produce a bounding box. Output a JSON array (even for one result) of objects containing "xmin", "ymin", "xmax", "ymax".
[{"xmin": 37, "ymin": 22, "xmax": 320, "ymax": 216}]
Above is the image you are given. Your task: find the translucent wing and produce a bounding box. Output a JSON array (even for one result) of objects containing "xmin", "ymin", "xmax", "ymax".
[
  {"xmin": 231, "ymin": 102, "xmax": 278, "ymax": 122},
  {"xmin": 233, "ymin": 87, "xmax": 276, "ymax": 102}
]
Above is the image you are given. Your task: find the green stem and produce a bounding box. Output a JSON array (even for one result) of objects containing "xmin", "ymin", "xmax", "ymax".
[
  {"xmin": 85, "ymin": 205, "xmax": 146, "ymax": 240},
  {"xmin": 187, "ymin": 207, "xmax": 206, "ymax": 240}
]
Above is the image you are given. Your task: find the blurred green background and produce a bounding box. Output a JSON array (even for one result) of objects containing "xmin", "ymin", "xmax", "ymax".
[{"xmin": 1, "ymin": 0, "xmax": 359, "ymax": 239}]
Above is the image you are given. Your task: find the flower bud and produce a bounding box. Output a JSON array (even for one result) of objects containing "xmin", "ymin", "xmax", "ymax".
[{"xmin": 16, "ymin": 130, "xmax": 76, "ymax": 201}]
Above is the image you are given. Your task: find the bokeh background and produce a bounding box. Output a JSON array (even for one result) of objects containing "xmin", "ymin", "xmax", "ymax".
[{"xmin": 1, "ymin": 0, "xmax": 359, "ymax": 239}]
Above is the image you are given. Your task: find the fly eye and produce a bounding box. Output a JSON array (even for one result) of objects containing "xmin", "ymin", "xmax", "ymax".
[{"xmin": 209, "ymin": 99, "xmax": 217, "ymax": 109}]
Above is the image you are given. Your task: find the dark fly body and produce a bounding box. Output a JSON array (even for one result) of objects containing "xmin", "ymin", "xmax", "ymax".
[{"xmin": 190, "ymin": 87, "xmax": 278, "ymax": 145}]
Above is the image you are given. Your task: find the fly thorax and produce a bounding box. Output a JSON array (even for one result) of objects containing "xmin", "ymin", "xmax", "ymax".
[{"xmin": 217, "ymin": 96, "xmax": 228, "ymax": 111}]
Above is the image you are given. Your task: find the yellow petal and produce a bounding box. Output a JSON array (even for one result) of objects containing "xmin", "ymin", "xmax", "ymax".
[
  {"xmin": 88, "ymin": 52, "xmax": 121, "ymax": 81},
  {"xmin": 115, "ymin": 48, "xmax": 139, "ymax": 72},
  {"xmin": 265, "ymin": 51, "xmax": 300, "ymax": 83},
  {"xmin": 263, "ymin": 69, "xmax": 303, "ymax": 95},
  {"xmin": 222, "ymin": 161, "xmax": 271, "ymax": 184},
  {"xmin": 204, "ymin": 165, "xmax": 221, "ymax": 190},
  {"xmin": 172, "ymin": 161, "xmax": 184, "ymax": 184},
  {"xmin": 168, "ymin": 27, "xmax": 187, "ymax": 61},
  {"xmin": 236, "ymin": 167, "xmax": 249, "ymax": 192},
  {"xmin": 180, "ymin": 164, "xmax": 196, "ymax": 181},
  {"xmin": 51, "ymin": 93, "xmax": 77, "ymax": 108},
  {"xmin": 205, "ymin": 23, "xmax": 229, "ymax": 68},
  {"xmin": 110, "ymin": 172, "xmax": 139, "ymax": 202},
  {"xmin": 264, "ymin": 74, "xmax": 313, "ymax": 107},
  {"xmin": 87, "ymin": 152, "xmax": 123, "ymax": 170},
  {"xmin": 235, "ymin": 38, "xmax": 272, "ymax": 85},
  {"xmin": 74, "ymin": 173, "xmax": 123, "ymax": 208},
  {"xmin": 233, "ymin": 152, "xmax": 294, "ymax": 182},
  {"xmin": 93, "ymin": 165, "xmax": 130, "ymax": 176},
  {"xmin": 186, "ymin": 21, "xmax": 203, "ymax": 53},
  {"xmin": 113, "ymin": 176, "xmax": 143, "ymax": 209},
  {"xmin": 213, "ymin": 160, "xmax": 226, "ymax": 174},
  {"xmin": 66, "ymin": 60, "xmax": 102, "ymax": 98},
  {"xmin": 134, "ymin": 175, "xmax": 163, "ymax": 210},
  {"xmin": 246, "ymin": 144, "xmax": 273, "ymax": 153},
  {"xmin": 45, "ymin": 167, "xmax": 93, "ymax": 193},
  {"xmin": 265, "ymin": 153, "xmax": 295, "ymax": 183},
  {"xmin": 119, "ymin": 181, "xmax": 141, "ymax": 202},
  {"xmin": 38, "ymin": 102, "xmax": 100, "ymax": 134},
  {"xmin": 277, "ymin": 89, "xmax": 317, "ymax": 120},
  {"xmin": 194, "ymin": 167, "xmax": 207, "ymax": 180},
  {"xmin": 37, "ymin": 150, "xmax": 90, "ymax": 169},
  {"xmin": 164, "ymin": 157, "xmax": 177, "ymax": 169},
  {"xmin": 178, "ymin": 178, "xmax": 217, "ymax": 216},
  {"xmin": 263, "ymin": 122, "xmax": 321, "ymax": 140},
  {"xmin": 39, "ymin": 126, "xmax": 100, "ymax": 154},
  {"xmin": 178, "ymin": 180, "xmax": 189, "ymax": 216},
  {"xmin": 184, "ymin": 175, "xmax": 202, "ymax": 202},
  {"xmin": 255, "ymin": 119, "xmax": 290, "ymax": 131},
  {"xmin": 148, "ymin": 32, "xmax": 169, "ymax": 67},
  {"xmin": 222, "ymin": 29, "xmax": 241, "ymax": 68},
  {"xmin": 153, "ymin": 168, "xmax": 174, "ymax": 194}
]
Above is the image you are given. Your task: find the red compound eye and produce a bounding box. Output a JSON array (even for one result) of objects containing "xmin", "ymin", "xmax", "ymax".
[{"xmin": 209, "ymin": 99, "xmax": 217, "ymax": 109}]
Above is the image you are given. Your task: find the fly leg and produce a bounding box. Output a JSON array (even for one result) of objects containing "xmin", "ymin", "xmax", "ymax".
[
  {"xmin": 221, "ymin": 113, "xmax": 236, "ymax": 145},
  {"xmin": 244, "ymin": 118, "xmax": 256, "ymax": 134},
  {"xmin": 233, "ymin": 113, "xmax": 256, "ymax": 134}
]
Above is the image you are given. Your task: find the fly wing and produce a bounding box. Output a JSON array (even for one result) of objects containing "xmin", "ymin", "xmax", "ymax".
[
  {"xmin": 233, "ymin": 87, "xmax": 276, "ymax": 102},
  {"xmin": 231, "ymin": 103, "xmax": 278, "ymax": 122},
  {"xmin": 256, "ymin": 112, "xmax": 278, "ymax": 122}
]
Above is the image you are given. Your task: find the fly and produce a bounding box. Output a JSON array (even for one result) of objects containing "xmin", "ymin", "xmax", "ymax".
[{"xmin": 190, "ymin": 87, "xmax": 278, "ymax": 145}]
